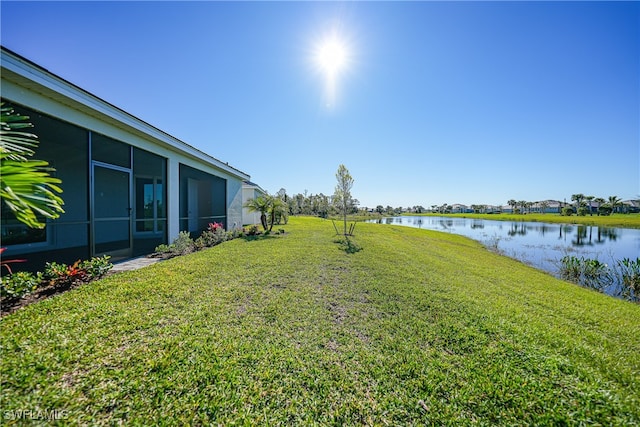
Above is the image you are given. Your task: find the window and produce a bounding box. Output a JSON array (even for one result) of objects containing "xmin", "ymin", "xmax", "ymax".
[
  {"xmin": 0, "ymin": 216, "xmax": 47, "ymax": 246},
  {"xmin": 133, "ymin": 148, "xmax": 166, "ymax": 235},
  {"xmin": 135, "ymin": 177, "xmax": 164, "ymax": 233}
]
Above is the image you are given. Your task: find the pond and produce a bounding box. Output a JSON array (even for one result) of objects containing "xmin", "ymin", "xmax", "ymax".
[{"xmin": 369, "ymin": 216, "xmax": 640, "ymax": 295}]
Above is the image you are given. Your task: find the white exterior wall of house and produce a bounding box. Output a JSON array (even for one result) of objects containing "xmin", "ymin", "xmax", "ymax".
[
  {"xmin": 242, "ymin": 182, "xmax": 267, "ymax": 225},
  {"xmin": 227, "ymin": 179, "xmax": 245, "ymax": 229},
  {"xmin": 1, "ymin": 47, "xmax": 249, "ymax": 260},
  {"xmin": 242, "ymin": 187, "xmax": 260, "ymax": 225}
]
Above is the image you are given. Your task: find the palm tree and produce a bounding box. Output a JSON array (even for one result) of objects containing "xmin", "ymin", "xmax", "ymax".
[
  {"xmin": 593, "ymin": 197, "xmax": 606, "ymax": 215},
  {"xmin": 507, "ymin": 199, "xmax": 517, "ymax": 213},
  {"xmin": 571, "ymin": 193, "xmax": 585, "ymax": 211},
  {"xmin": 608, "ymin": 195, "xmax": 621, "ymax": 214},
  {"xmin": 243, "ymin": 195, "xmax": 270, "ymax": 231},
  {"xmin": 268, "ymin": 197, "xmax": 287, "ymax": 232},
  {"xmin": 1, "ymin": 103, "xmax": 65, "ymax": 228},
  {"xmin": 585, "ymin": 195, "xmax": 595, "ymax": 215},
  {"xmin": 517, "ymin": 200, "xmax": 527, "ymax": 214},
  {"xmin": 539, "ymin": 200, "xmax": 549, "ymax": 214}
]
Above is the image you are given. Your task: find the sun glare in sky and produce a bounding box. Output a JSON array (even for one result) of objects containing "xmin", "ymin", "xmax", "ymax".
[
  {"xmin": 316, "ymin": 35, "xmax": 348, "ymax": 75},
  {"xmin": 313, "ymin": 29, "xmax": 351, "ymax": 108}
]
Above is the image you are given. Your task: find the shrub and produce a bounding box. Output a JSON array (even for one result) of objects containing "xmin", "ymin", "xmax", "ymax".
[
  {"xmin": 79, "ymin": 255, "xmax": 113, "ymax": 279},
  {"xmin": 209, "ymin": 228, "xmax": 228, "ymax": 246},
  {"xmin": 245, "ymin": 225, "xmax": 261, "ymax": 236},
  {"xmin": 154, "ymin": 231, "xmax": 200, "ymax": 258},
  {"xmin": 577, "ymin": 207, "xmax": 589, "ymax": 217},
  {"xmin": 194, "ymin": 235, "xmax": 207, "ymax": 251},
  {"xmin": 228, "ymin": 228, "xmax": 244, "ymax": 239},
  {"xmin": 154, "ymin": 244, "xmax": 171, "ymax": 254},
  {"xmin": 173, "ymin": 231, "xmax": 195, "ymax": 255},
  {"xmin": 598, "ymin": 205, "xmax": 612, "ymax": 216},
  {"xmin": 196, "ymin": 227, "xmax": 229, "ymax": 250},
  {"xmin": 214, "ymin": 227, "xmax": 229, "ymax": 243},
  {"xmin": 44, "ymin": 260, "xmax": 87, "ymax": 286},
  {"xmin": 155, "ymin": 226, "xmax": 247, "ymax": 258},
  {"xmin": 0, "ymin": 271, "xmax": 42, "ymax": 299},
  {"xmin": 1, "ymin": 255, "xmax": 112, "ymax": 310},
  {"xmin": 561, "ymin": 207, "xmax": 574, "ymax": 216}
]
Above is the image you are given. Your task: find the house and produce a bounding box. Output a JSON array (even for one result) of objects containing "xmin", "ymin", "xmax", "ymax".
[
  {"xmin": 242, "ymin": 180, "xmax": 268, "ymax": 225},
  {"xmin": 532, "ymin": 200, "xmax": 564, "ymax": 214},
  {"xmin": 622, "ymin": 200, "xmax": 640, "ymax": 213},
  {"xmin": 450, "ymin": 204, "xmax": 471, "ymax": 213},
  {"xmin": 502, "ymin": 200, "xmax": 564, "ymax": 214},
  {"xmin": 1, "ymin": 47, "xmax": 252, "ymax": 270}
]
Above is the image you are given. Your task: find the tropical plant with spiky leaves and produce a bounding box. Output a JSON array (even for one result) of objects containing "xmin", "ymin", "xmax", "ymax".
[
  {"xmin": 608, "ymin": 195, "xmax": 622, "ymax": 214},
  {"xmin": 1, "ymin": 102, "xmax": 64, "ymax": 229},
  {"xmin": 268, "ymin": 197, "xmax": 287, "ymax": 232},
  {"xmin": 244, "ymin": 195, "xmax": 270, "ymax": 231}
]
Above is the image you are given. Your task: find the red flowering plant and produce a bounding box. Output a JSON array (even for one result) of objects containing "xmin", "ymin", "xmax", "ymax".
[
  {"xmin": 208, "ymin": 222, "xmax": 224, "ymax": 232},
  {"xmin": 192, "ymin": 221, "xmax": 227, "ymax": 249}
]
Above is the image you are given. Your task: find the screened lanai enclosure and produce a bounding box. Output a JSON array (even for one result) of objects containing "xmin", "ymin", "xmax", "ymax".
[
  {"xmin": 1, "ymin": 47, "xmax": 249, "ymax": 272},
  {"xmin": 1, "ymin": 103, "xmax": 237, "ymax": 270}
]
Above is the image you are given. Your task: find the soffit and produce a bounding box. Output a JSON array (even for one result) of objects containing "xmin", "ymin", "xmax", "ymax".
[{"xmin": 1, "ymin": 49, "xmax": 249, "ymax": 180}]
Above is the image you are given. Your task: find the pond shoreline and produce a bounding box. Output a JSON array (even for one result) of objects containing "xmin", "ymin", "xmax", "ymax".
[
  {"xmin": 403, "ymin": 212, "xmax": 640, "ymax": 229},
  {"xmin": 371, "ymin": 216, "xmax": 640, "ymax": 298}
]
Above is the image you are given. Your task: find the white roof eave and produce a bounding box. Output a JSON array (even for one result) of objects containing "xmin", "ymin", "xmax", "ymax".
[{"xmin": 1, "ymin": 47, "xmax": 249, "ymax": 181}]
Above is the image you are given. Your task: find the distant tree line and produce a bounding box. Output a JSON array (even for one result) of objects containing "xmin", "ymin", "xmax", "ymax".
[
  {"xmin": 427, "ymin": 194, "xmax": 635, "ymax": 216},
  {"xmin": 269, "ymin": 189, "xmax": 636, "ymax": 220},
  {"xmin": 272, "ymin": 189, "xmax": 430, "ymax": 218},
  {"xmin": 274, "ymin": 188, "xmax": 359, "ymax": 218}
]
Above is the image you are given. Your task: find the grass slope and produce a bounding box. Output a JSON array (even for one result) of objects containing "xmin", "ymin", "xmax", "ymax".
[
  {"xmin": 407, "ymin": 213, "xmax": 640, "ymax": 229},
  {"xmin": 2, "ymin": 217, "xmax": 639, "ymax": 425}
]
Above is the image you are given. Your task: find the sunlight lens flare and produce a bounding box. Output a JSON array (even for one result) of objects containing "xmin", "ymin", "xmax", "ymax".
[
  {"xmin": 316, "ymin": 36, "xmax": 348, "ymax": 76},
  {"xmin": 312, "ymin": 30, "xmax": 351, "ymax": 108}
]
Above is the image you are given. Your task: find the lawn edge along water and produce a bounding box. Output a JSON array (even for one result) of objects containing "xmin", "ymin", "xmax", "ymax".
[
  {"xmin": 404, "ymin": 212, "xmax": 640, "ymax": 229},
  {"xmin": 1, "ymin": 216, "xmax": 639, "ymax": 425}
]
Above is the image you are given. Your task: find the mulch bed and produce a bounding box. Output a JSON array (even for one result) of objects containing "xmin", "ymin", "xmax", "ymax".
[{"xmin": 1, "ymin": 272, "xmax": 119, "ymax": 318}]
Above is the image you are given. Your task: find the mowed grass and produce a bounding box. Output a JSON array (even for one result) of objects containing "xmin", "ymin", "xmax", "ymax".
[
  {"xmin": 409, "ymin": 212, "xmax": 640, "ymax": 229},
  {"xmin": 1, "ymin": 217, "xmax": 639, "ymax": 425}
]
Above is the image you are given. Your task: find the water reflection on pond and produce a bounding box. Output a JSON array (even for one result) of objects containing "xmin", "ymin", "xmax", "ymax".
[{"xmin": 369, "ymin": 216, "xmax": 640, "ymax": 294}]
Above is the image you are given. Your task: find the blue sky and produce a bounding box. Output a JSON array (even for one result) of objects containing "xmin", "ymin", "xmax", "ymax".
[{"xmin": 1, "ymin": 1, "xmax": 638, "ymax": 208}]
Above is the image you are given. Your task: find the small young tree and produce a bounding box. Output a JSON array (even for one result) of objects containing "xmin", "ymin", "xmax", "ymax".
[{"xmin": 333, "ymin": 164, "xmax": 354, "ymax": 235}]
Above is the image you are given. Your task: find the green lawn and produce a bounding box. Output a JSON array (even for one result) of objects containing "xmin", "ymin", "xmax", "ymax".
[
  {"xmin": 406, "ymin": 212, "xmax": 640, "ymax": 229},
  {"xmin": 2, "ymin": 217, "xmax": 639, "ymax": 425}
]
